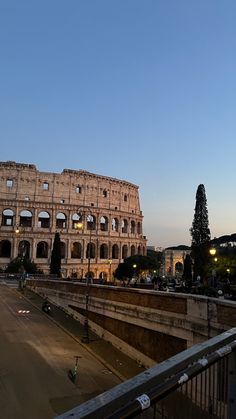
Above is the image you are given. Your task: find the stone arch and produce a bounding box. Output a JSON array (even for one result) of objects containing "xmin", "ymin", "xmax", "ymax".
[
  {"xmin": 112, "ymin": 244, "xmax": 119, "ymax": 259},
  {"xmin": 86, "ymin": 242, "xmax": 95, "ymax": 259},
  {"xmin": 122, "ymin": 244, "xmax": 128, "ymax": 259},
  {"xmin": 131, "ymin": 220, "xmax": 136, "ymax": 234},
  {"xmin": 130, "ymin": 245, "xmax": 136, "ymax": 256},
  {"xmin": 137, "ymin": 222, "xmax": 141, "ymax": 235},
  {"xmin": 0, "ymin": 240, "xmax": 11, "ymax": 258},
  {"xmin": 60, "ymin": 242, "xmax": 66, "ymax": 258},
  {"xmin": 36, "ymin": 241, "xmax": 48, "ymax": 258},
  {"xmin": 99, "ymin": 271, "xmax": 108, "ymax": 280},
  {"xmin": 100, "ymin": 216, "xmax": 108, "ymax": 232},
  {"xmin": 2, "ymin": 209, "xmax": 14, "ymax": 226},
  {"xmin": 112, "ymin": 218, "xmax": 119, "ymax": 232},
  {"xmin": 20, "ymin": 210, "xmax": 33, "ymax": 227},
  {"xmin": 72, "ymin": 213, "xmax": 83, "ymax": 229},
  {"xmin": 122, "ymin": 219, "xmax": 128, "ymax": 233},
  {"xmin": 100, "ymin": 243, "xmax": 108, "ymax": 259},
  {"xmin": 56, "ymin": 212, "xmax": 67, "ymax": 229},
  {"xmin": 138, "ymin": 245, "xmax": 142, "ymax": 255},
  {"xmin": 18, "ymin": 240, "xmax": 30, "ymax": 259},
  {"xmin": 175, "ymin": 261, "xmax": 183, "ymax": 275},
  {"xmin": 71, "ymin": 242, "xmax": 82, "ymax": 258},
  {"xmin": 38, "ymin": 211, "xmax": 50, "ymax": 228},
  {"xmin": 87, "ymin": 214, "xmax": 96, "ymax": 231}
]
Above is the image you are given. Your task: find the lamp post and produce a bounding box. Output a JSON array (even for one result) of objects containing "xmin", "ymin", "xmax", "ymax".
[
  {"xmin": 133, "ymin": 264, "xmax": 137, "ymax": 280},
  {"xmin": 82, "ymin": 214, "xmax": 93, "ymax": 343},
  {"xmin": 15, "ymin": 226, "xmax": 26, "ymax": 290},
  {"xmin": 209, "ymin": 247, "xmax": 217, "ymax": 287}
]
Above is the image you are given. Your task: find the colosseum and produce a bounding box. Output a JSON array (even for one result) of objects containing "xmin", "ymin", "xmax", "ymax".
[{"xmin": 0, "ymin": 161, "xmax": 147, "ymax": 279}]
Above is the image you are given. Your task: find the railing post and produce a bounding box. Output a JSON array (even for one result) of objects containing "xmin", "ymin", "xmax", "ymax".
[{"xmin": 228, "ymin": 350, "xmax": 236, "ymax": 419}]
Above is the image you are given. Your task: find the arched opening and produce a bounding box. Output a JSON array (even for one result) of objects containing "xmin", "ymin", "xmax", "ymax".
[
  {"xmin": 122, "ymin": 219, "xmax": 128, "ymax": 233},
  {"xmin": 0, "ymin": 240, "xmax": 11, "ymax": 258},
  {"xmin": 112, "ymin": 244, "xmax": 119, "ymax": 259},
  {"xmin": 131, "ymin": 220, "xmax": 136, "ymax": 234},
  {"xmin": 131, "ymin": 245, "xmax": 136, "ymax": 256},
  {"xmin": 112, "ymin": 218, "xmax": 119, "ymax": 232},
  {"xmin": 36, "ymin": 241, "xmax": 48, "ymax": 258},
  {"xmin": 72, "ymin": 213, "xmax": 83, "ymax": 229},
  {"xmin": 87, "ymin": 214, "xmax": 96, "ymax": 231},
  {"xmin": 20, "ymin": 210, "xmax": 32, "ymax": 227},
  {"xmin": 100, "ymin": 216, "xmax": 108, "ymax": 232},
  {"xmin": 122, "ymin": 245, "xmax": 128, "ymax": 259},
  {"xmin": 100, "ymin": 243, "xmax": 108, "ymax": 259},
  {"xmin": 56, "ymin": 213, "xmax": 67, "ymax": 229},
  {"xmin": 86, "ymin": 242, "xmax": 95, "ymax": 259},
  {"xmin": 175, "ymin": 262, "xmax": 183, "ymax": 276},
  {"xmin": 38, "ymin": 211, "xmax": 50, "ymax": 228},
  {"xmin": 71, "ymin": 242, "xmax": 82, "ymax": 258},
  {"xmin": 99, "ymin": 271, "xmax": 108, "ymax": 280},
  {"xmin": 137, "ymin": 222, "xmax": 141, "ymax": 235},
  {"xmin": 138, "ymin": 245, "xmax": 142, "ymax": 255},
  {"xmin": 85, "ymin": 271, "xmax": 94, "ymax": 279},
  {"xmin": 2, "ymin": 209, "xmax": 14, "ymax": 226},
  {"xmin": 18, "ymin": 240, "xmax": 30, "ymax": 259},
  {"xmin": 60, "ymin": 242, "xmax": 66, "ymax": 258}
]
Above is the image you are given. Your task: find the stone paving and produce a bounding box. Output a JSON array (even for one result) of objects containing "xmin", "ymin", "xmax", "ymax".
[{"xmin": 23, "ymin": 287, "xmax": 146, "ymax": 382}]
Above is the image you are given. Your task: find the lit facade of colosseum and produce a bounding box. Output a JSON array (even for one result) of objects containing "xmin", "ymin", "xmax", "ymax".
[{"xmin": 0, "ymin": 161, "xmax": 147, "ymax": 279}]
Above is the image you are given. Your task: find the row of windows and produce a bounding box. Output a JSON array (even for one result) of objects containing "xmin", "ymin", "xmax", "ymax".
[
  {"xmin": 0, "ymin": 240, "xmax": 145, "ymax": 259},
  {"xmin": 1, "ymin": 209, "xmax": 142, "ymax": 234},
  {"xmin": 5, "ymin": 179, "xmax": 129, "ymax": 201}
]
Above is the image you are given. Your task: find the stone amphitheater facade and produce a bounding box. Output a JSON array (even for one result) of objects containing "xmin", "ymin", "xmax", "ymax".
[{"xmin": 0, "ymin": 161, "xmax": 147, "ymax": 279}]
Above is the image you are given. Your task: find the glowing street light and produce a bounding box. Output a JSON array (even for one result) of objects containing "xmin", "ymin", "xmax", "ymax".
[{"xmin": 209, "ymin": 248, "xmax": 216, "ymax": 256}]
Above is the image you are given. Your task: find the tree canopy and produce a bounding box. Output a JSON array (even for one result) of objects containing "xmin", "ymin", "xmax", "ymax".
[
  {"xmin": 190, "ymin": 184, "xmax": 211, "ymax": 280},
  {"xmin": 50, "ymin": 232, "xmax": 61, "ymax": 277},
  {"xmin": 114, "ymin": 251, "xmax": 163, "ymax": 280}
]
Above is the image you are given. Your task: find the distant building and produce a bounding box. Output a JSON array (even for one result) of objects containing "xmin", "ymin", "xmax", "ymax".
[
  {"xmin": 164, "ymin": 245, "xmax": 191, "ymax": 278},
  {"xmin": 147, "ymin": 245, "xmax": 164, "ymax": 252},
  {"xmin": 0, "ymin": 161, "xmax": 147, "ymax": 278}
]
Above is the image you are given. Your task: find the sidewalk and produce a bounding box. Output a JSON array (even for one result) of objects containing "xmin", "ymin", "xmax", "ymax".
[{"xmin": 22, "ymin": 287, "xmax": 146, "ymax": 382}]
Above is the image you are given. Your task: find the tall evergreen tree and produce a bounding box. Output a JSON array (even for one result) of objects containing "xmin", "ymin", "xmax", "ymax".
[
  {"xmin": 190, "ymin": 184, "xmax": 211, "ymax": 281},
  {"xmin": 50, "ymin": 232, "xmax": 61, "ymax": 277}
]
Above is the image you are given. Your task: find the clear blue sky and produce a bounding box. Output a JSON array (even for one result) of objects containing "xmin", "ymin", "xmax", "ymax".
[{"xmin": 1, "ymin": 1, "xmax": 236, "ymax": 248}]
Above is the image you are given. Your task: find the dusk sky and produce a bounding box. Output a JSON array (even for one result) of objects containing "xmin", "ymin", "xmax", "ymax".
[{"xmin": 1, "ymin": 1, "xmax": 236, "ymax": 248}]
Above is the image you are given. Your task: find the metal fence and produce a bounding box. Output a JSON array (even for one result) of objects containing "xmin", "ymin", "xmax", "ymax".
[{"xmin": 56, "ymin": 328, "xmax": 236, "ymax": 419}]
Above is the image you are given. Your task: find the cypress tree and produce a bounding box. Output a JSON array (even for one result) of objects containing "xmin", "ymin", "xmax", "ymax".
[
  {"xmin": 50, "ymin": 232, "xmax": 61, "ymax": 277},
  {"xmin": 190, "ymin": 184, "xmax": 211, "ymax": 281}
]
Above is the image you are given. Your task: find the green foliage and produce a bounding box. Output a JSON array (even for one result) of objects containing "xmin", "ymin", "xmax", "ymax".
[
  {"xmin": 190, "ymin": 184, "xmax": 211, "ymax": 280},
  {"xmin": 50, "ymin": 232, "xmax": 61, "ymax": 277},
  {"xmin": 5, "ymin": 257, "xmax": 43, "ymax": 274},
  {"xmin": 182, "ymin": 254, "xmax": 192, "ymax": 284},
  {"xmin": 114, "ymin": 253, "xmax": 160, "ymax": 280}
]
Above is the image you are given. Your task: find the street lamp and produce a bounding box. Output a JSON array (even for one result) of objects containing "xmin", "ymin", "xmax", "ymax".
[
  {"xmin": 133, "ymin": 264, "xmax": 137, "ymax": 279},
  {"xmin": 82, "ymin": 213, "xmax": 93, "ymax": 343},
  {"xmin": 15, "ymin": 226, "xmax": 26, "ymax": 290},
  {"xmin": 209, "ymin": 247, "xmax": 217, "ymax": 287},
  {"xmin": 209, "ymin": 248, "xmax": 216, "ymax": 256}
]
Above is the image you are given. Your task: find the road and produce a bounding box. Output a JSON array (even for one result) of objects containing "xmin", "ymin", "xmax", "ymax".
[{"xmin": 0, "ymin": 281, "xmax": 121, "ymax": 419}]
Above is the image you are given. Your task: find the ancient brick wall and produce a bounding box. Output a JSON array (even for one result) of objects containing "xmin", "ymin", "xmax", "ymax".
[{"xmin": 0, "ymin": 161, "xmax": 146, "ymax": 277}]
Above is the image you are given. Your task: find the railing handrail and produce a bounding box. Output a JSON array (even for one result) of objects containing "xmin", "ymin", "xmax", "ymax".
[{"xmin": 55, "ymin": 327, "xmax": 236, "ymax": 419}]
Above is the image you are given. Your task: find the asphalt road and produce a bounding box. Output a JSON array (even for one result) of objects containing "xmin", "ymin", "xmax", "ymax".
[{"xmin": 0, "ymin": 281, "xmax": 121, "ymax": 419}]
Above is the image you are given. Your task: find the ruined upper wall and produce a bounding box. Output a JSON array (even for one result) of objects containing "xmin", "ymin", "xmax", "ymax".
[{"xmin": 0, "ymin": 161, "xmax": 142, "ymax": 215}]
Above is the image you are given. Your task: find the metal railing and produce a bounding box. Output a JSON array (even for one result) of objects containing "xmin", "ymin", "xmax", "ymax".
[{"xmin": 56, "ymin": 328, "xmax": 236, "ymax": 419}]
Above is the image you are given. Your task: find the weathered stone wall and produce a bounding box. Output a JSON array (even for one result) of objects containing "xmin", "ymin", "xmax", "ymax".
[
  {"xmin": 27, "ymin": 280, "xmax": 235, "ymax": 368},
  {"xmin": 0, "ymin": 161, "xmax": 146, "ymax": 277}
]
